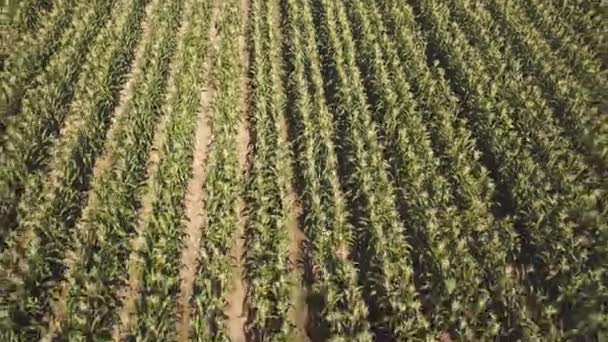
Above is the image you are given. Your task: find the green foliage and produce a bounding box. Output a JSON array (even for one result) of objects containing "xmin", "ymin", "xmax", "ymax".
[
  {"xmin": 0, "ymin": 0, "xmax": 149, "ymax": 339},
  {"xmin": 284, "ymin": 0, "xmax": 372, "ymax": 339},
  {"xmin": 0, "ymin": 0, "xmax": 605, "ymax": 340},
  {"xmin": 61, "ymin": 0, "xmax": 183, "ymax": 338},
  {"xmin": 0, "ymin": 0, "xmax": 115, "ymax": 245},
  {"xmin": 243, "ymin": 0, "xmax": 293, "ymax": 339},
  {"xmin": 133, "ymin": 0, "xmax": 212, "ymax": 339},
  {"xmin": 190, "ymin": 0, "xmax": 244, "ymax": 339}
]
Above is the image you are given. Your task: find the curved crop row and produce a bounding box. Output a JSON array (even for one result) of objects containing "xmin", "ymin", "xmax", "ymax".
[
  {"xmin": 371, "ymin": 0, "xmax": 538, "ymax": 338},
  {"xmin": 190, "ymin": 0, "xmax": 245, "ymax": 339},
  {"xmin": 58, "ymin": 0, "xmax": 184, "ymax": 339},
  {"xmin": 1, "ymin": 0, "xmax": 76, "ymax": 132},
  {"xmin": 343, "ymin": 0, "xmax": 516, "ymax": 339},
  {"xmin": 0, "ymin": 0, "xmax": 115, "ymax": 245},
  {"xmin": 451, "ymin": 6, "xmax": 608, "ymax": 334},
  {"xmin": 0, "ymin": 0, "xmax": 150, "ymax": 339},
  {"xmin": 444, "ymin": 0, "xmax": 606, "ymax": 235},
  {"xmin": 481, "ymin": 0, "xmax": 608, "ymax": 173},
  {"xmin": 553, "ymin": 0, "xmax": 606, "ymax": 51},
  {"xmin": 243, "ymin": 0, "xmax": 293, "ymax": 339},
  {"xmin": 523, "ymin": 1, "xmax": 605, "ymax": 90},
  {"xmin": 411, "ymin": 0, "xmax": 605, "ymax": 337},
  {"xmin": 313, "ymin": 0, "xmax": 430, "ymax": 339},
  {"xmin": 132, "ymin": 0, "xmax": 213, "ymax": 339},
  {"xmin": 284, "ymin": 0, "xmax": 372, "ymax": 339}
]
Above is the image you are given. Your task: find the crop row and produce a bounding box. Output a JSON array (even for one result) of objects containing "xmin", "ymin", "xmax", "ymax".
[
  {"xmin": 347, "ymin": 0, "xmax": 551, "ymax": 339},
  {"xmin": 0, "ymin": 0, "xmax": 116, "ymax": 245},
  {"xmin": 348, "ymin": 0, "xmax": 491, "ymax": 338},
  {"xmin": 1, "ymin": 0, "xmax": 76, "ymax": 133},
  {"xmin": 131, "ymin": 0, "xmax": 213, "ymax": 339},
  {"xmin": 372, "ymin": 0, "xmax": 545, "ymax": 338},
  {"xmin": 0, "ymin": 0, "xmax": 150, "ymax": 339},
  {"xmin": 0, "ymin": 0, "xmax": 603, "ymax": 339},
  {"xmin": 244, "ymin": 0, "xmax": 294, "ymax": 339},
  {"xmin": 552, "ymin": 0, "xmax": 606, "ymax": 51},
  {"xmin": 8, "ymin": 0, "xmax": 52, "ymax": 36},
  {"xmin": 442, "ymin": 0, "xmax": 607, "ymax": 336},
  {"xmin": 410, "ymin": 0, "xmax": 605, "ymax": 337},
  {"xmin": 56, "ymin": 0, "xmax": 183, "ymax": 339},
  {"xmin": 284, "ymin": 0, "xmax": 373, "ymax": 339},
  {"xmin": 479, "ymin": 0, "xmax": 607, "ymax": 175},
  {"xmin": 313, "ymin": 0, "xmax": 436, "ymax": 338},
  {"xmin": 523, "ymin": 1, "xmax": 605, "ymax": 94},
  {"xmin": 190, "ymin": 0, "xmax": 245, "ymax": 339}
]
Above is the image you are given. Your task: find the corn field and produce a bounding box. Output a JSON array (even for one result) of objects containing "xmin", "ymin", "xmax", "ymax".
[{"xmin": 0, "ymin": 0, "xmax": 606, "ymax": 340}]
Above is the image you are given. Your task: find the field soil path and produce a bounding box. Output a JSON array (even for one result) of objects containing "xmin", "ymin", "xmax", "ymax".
[{"xmin": 174, "ymin": 4, "xmax": 221, "ymax": 340}]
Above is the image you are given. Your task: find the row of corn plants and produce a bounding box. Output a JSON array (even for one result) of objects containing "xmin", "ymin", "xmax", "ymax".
[
  {"xmin": 343, "ymin": 0, "xmax": 507, "ymax": 339},
  {"xmin": 283, "ymin": 0, "xmax": 372, "ymax": 339},
  {"xmin": 408, "ymin": 0, "xmax": 563, "ymax": 335},
  {"xmin": 1, "ymin": 0, "xmax": 76, "ymax": 131},
  {"xmin": 350, "ymin": 0, "xmax": 548, "ymax": 338},
  {"xmin": 243, "ymin": 0, "xmax": 293, "ymax": 339},
  {"xmin": 445, "ymin": 0, "xmax": 606, "ymax": 238},
  {"xmin": 480, "ymin": 0, "xmax": 607, "ymax": 174},
  {"xmin": 0, "ymin": 0, "xmax": 115, "ymax": 245},
  {"xmin": 446, "ymin": 0, "xmax": 604, "ymax": 175},
  {"xmin": 451, "ymin": 0, "xmax": 607, "ymax": 205},
  {"xmin": 523, "ymin": 0, "xmax": 605, "ymax": 92},
  {"xmin": 372, "ymin": 0, "xmax": 539, "ymax": 338},
  {"xmin": 190, "ymin": 0, "xmax": 244, "ymax": 339},
  {"xmin": 410, "ymin": 0, "xmax": 604, "ymax": 337},
  {"xmin": 313, "ymin": 0, "xmax": 431, "ymax": 339},
  {"xmin": 132, "ymin": 0, "xmax": 213, "ymax": 339},
  {"xmin": 447, "ymin": 4, "xmax": 607, "ymax": 336},
  {"xmin": 56, "ymin": 0, "xmax": 183, "ymax": 339},
  {"xmin": 0, "ymin": 0, "xmax": 150, "ymax": 339}
]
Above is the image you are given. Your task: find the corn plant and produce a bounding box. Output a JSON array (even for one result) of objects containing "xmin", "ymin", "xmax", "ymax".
[
  {"xmin": 0, "ymin": 0, "xmax": 115, "ymax": 246},
  {"xmin": 370, "ymin": 0, "xmax": 540, "ymax": 338},
  {"xmin": 284, "ymin": 0, "xmax": 372, "ymax": 339},
  {"xmin": 243, "ymin": 0, "xmax": 293, "ymax": 339},
  {"xmin": 8, "ymin": 0, "xmax": 52, "ymax": 36},
  {"xmin": 133, "ymin": 0, "xmax": 213, "ymax": 339},
  {"xmin": 479, "ymin": 0, "xmax": 607, "ymax": 176},
  {"xmin": 1, "ymin": 0, "xmax": 76, "ymax": 131},
  {"xmin": 59, "ymin": 0, "xmax": 183, "ymax": 338},
  {"xmin": 313, "ymin": 0, "xmax": 431, "ymax": 339},
  {"xmin": 190, "ymin": 0, "xmax": 244, "ymax": 339},
  {"xmin": 409, "ymin": 0, "xmax": 606, "ymax": 337},
  {"xmin": 0, "ymin": 0, "xmax": 149, "ymax": 339}
]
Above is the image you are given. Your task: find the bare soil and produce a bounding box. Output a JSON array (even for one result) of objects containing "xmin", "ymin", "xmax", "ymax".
[{"xmin": 175, "ymin": 5, "xmax": 221, "ymax": 338}]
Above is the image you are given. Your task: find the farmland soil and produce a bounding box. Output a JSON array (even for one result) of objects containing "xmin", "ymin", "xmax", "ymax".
[{"xmin": 175, "ymin": 6, "xmax": 221, "ymax": 340}]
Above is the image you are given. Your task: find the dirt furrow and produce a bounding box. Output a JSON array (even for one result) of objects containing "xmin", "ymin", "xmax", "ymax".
[{"xmin": 175, "ymin": 6, "xmax": 221, "ymax": 340}]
